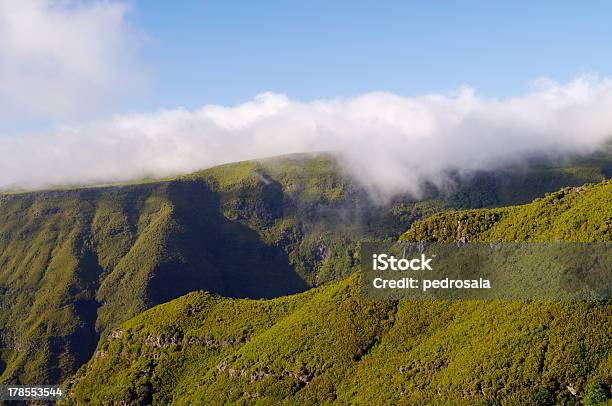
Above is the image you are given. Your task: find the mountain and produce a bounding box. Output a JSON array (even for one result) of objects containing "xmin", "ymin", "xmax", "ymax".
[
  {"xmin": 0, "ymin": 154, "xmax": 437, "ymax": 385},
  {"xmin": 0, "ymin": 150, "xmax": 610, "ymax": 386},
  {"xmin": 401, "ymin": 180, "xmax": 612, "ymax": 243},
  {"xmin": 65, "ymin": 180, "xmax": 611, "ymax": 405}
]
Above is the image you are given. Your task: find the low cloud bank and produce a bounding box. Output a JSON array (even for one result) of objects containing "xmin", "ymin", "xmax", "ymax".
[{"xmin": 1, "ymin": 76, "xmax": 612, "ymax": 200}]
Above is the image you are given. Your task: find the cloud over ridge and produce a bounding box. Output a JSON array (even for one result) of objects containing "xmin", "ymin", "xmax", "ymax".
[{"xmin": 1, "ymin": 76, "xmax": 612, "ymax": 199}]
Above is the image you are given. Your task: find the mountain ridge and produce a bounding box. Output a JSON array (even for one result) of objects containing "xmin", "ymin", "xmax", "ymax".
[
  {"xmin": 65, "ymin": 179, "xmax": 612, "ymax": 405},
  {"xmin": 1, "ymin": 151, "xmax": 611, "ymax": 387}
]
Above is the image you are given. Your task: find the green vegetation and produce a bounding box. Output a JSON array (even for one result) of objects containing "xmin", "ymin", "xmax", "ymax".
[
  {"xmin": 401, "ymin": 180, "xmax": 612, "ymax": 242},
  {"xmin": 65, "ymin": 180, "xmax": 611, "ymax": 405},
  {"xmin": 66, "ymin": 280, "xmax": 611, "ymax": 405},
  {"xmin": 0, "ymin": 154, "xmax": 442, "ymax": 384},
  {"xmin": 0, "ymin": 149, "xmax": 610, "ymax": 399},
  {"xmin": 444, "ymin": 146, "xmax": 612, "ymax": 209}
]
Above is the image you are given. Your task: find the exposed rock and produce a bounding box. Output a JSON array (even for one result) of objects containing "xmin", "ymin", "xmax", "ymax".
[
  {"xmin": 144, "ymin": 335, "xmax": 181, "ymax": 348},
  {"xmin": 250, "ymin": 370, "xmax": 270, "ymax": 382},
  {"xmin": 216, "ymin": 360, "xmax": 228, "ymax": 373},
  {"xmin": 216, "ymin": 361, "xmax": 314, "ymax": 385},
  {"xmin": 570, "ymin": 186, "xmax": 587, "ymax": 194},
  {"xmin": 314, "ymin": 241, "xmax": 328, "ymax": 261},
  {"xmin": 108, "ymin": 330, "xmax": 124, "ymax": 340},
  {"xmin": 295, "ymin": 371, "xmax": 313, "ymax": 384},
  {"xmin": 187, "ymin": 335, "xmax": 248, "ymax": 347},
  {"xmin": 94, "ymin": 350, "xmax": 108, "ymax": 359}
]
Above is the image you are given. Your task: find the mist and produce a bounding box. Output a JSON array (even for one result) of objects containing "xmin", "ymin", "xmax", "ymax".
[{"xmin": 1, "ymin": 75, "xmax": 612, "ymax": 200}]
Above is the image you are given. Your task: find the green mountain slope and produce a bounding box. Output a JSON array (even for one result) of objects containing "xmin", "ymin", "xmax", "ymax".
[
  {"xmin": 66, "ymin": 180, "xmax": 611, "ymax": 405},
  {"xmin": 0, "ymin": 154, "xmax": 440, "ymax": 385},
  {"xmin": 401, "ymin": 180, "xmax": 612, "ymax": 242},
  {"xmin": 0, "ymin": 150, "xmax": 610, "ymax": 385}
]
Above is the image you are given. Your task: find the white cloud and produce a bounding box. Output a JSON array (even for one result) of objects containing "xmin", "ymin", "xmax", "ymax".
[
  {"xmin": 1, "ymin": 76, "xmax": 612, "ymax": 200},
  {"xmin": 0, "ymin": 0, "xmax": 140, "ymax": 120}
]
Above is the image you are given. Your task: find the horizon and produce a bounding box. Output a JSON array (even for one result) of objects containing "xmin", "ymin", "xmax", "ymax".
[{"xmin": 2, "ymin": 1, "xmax": 612, "ymax": 197}]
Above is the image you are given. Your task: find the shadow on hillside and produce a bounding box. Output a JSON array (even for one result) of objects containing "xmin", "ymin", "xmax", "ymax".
[
  {"xmin": 446, "ymin": 154, "xmax": 612, "ymax": 209},
  {"xmin": 145, "ymin": 178, "xmax": 308, "ymax": 302}
]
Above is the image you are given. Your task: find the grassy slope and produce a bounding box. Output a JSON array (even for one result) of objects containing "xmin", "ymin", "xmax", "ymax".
[
  {"xmin": 66, "ymin": 181, "xmax": 611, "ymax": 405},
  {"xmin": 0, "ymin": 154, "xmax": 442, "ymax": 384},
  {"xmin": 401, "ymin": 180, "xmax": 612, "ymax": 243},
  {"xmin": 0, "ymin": 150, "xmax": 609, "ymax": 385}
]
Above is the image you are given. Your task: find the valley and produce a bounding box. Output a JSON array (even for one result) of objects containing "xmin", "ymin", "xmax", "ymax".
[{"xmin": 0, "ymin": 150, "xmax": 610, "ymax": 404}]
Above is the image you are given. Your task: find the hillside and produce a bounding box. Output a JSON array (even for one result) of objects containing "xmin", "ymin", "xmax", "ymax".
[
  {"xmin": 0, "ymin": 151, "xmax": 610, "ymax": 385},
  {"xmin": 401, "ymin": 180, "xmax": 612, "ymax": 243},
  {"xmin": 65, "ymin": 180, "xmax": 611, "ymax": 405},
  {"xmin": 0, "ymin": 154, "xmax": 441, "ymax": 385}
]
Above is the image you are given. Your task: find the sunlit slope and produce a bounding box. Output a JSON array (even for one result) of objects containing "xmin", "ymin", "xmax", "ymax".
[
  {"xmin": 401, "ymin": 180, "xmax": 612, "ymax": 242},
  {"xmin": 0, "ymin": 154, "xmax": 441, "ymax": 384},
  {"xmin": 0, "ymin": 181, "xmax": 304, "ymax": 385},
  {"xmin": 0, "ymin": 151, "xmax": 610, "ymax": 385},
  {"xmin": 67, "ymin": 181, "xmax": 611, "ymax": 405}
]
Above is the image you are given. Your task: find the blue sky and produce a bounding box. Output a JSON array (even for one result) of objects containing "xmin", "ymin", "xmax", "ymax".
[
  {"xmin": 130, "ymin": 0, "xmax": 612, "ymax": 109},
  {"xmin": 2, "ymin": 0, "xmax": 612, "ymax": 192},
  {"xmin": 2, "ymin": 0, "xmax": 612, "ymax": 128}
]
